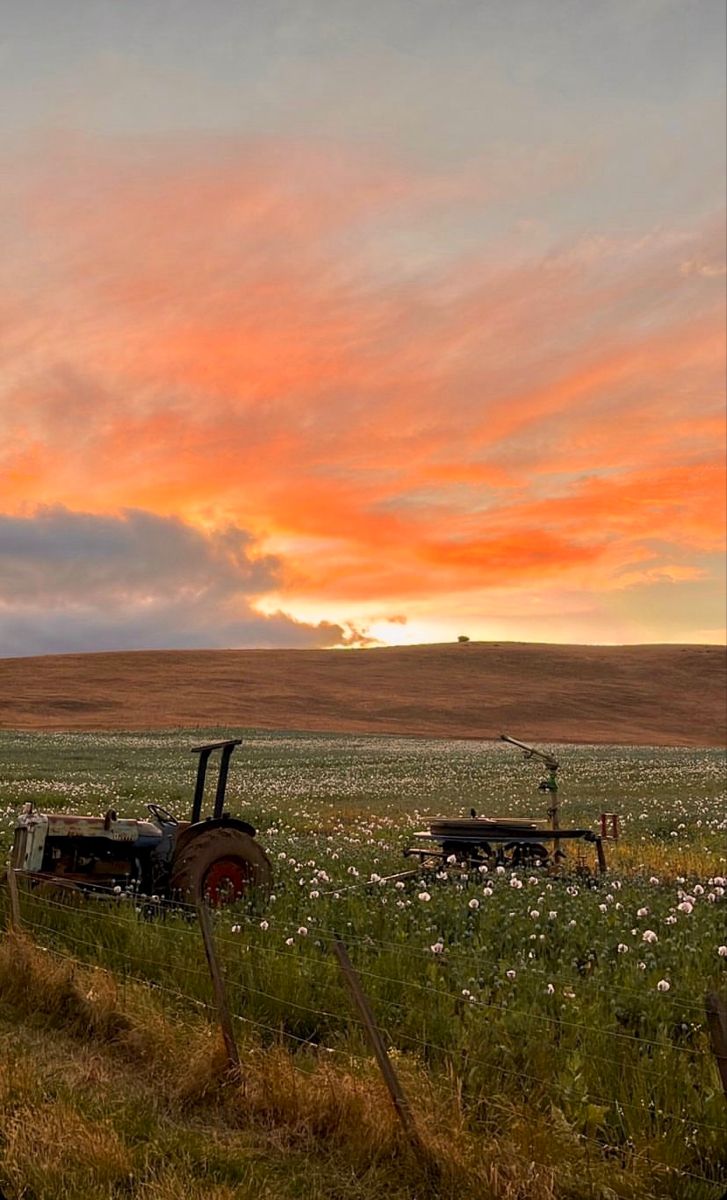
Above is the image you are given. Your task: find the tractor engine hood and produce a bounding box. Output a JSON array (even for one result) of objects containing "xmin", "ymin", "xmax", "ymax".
[{"xmin": 17, "ymin": 811, "xmax": 160, "ymax": 842}]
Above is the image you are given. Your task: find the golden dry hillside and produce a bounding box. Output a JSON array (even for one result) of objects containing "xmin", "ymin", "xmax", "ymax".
[{"xmin": 0, "ymin": 642, "xmax": 724, "ymax": 745}]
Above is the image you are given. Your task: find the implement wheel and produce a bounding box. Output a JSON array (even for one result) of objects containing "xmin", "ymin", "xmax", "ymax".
[
  {"xmin": 170, "ymin": 827, "xmax": 272, "ymax": 907},
  {"xmin": 502, "ymin": 841, "xmax": 550, "ymax": 868}
]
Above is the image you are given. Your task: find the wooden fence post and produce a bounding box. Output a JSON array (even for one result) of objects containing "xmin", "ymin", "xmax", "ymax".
[
  {"xmin": 706, "ymin": 990, "xmax": 727, "ymax": 1100},
  {"xmin": 196, "ymin": 901, "xmax": 241, "ymax": 1076},
  {"xmin": 333, "ymin": 937, "xmax": 422, "ymax": 1149},
  {"xmin": 6, "ymin": 868, "xmax": 21, "ymax": 933}
]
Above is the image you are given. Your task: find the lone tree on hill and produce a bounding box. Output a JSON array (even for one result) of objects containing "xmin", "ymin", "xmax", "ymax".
[{"xmin": 457, "ymin": 635, "xmax": 470, "ymax": 644}]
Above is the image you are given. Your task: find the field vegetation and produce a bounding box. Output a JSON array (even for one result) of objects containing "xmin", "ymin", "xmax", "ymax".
[{"xmin": 0, "ymin": 730, "xmax": 725, "ymax": 1199}]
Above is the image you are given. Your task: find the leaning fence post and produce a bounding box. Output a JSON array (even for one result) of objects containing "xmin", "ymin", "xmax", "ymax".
[
  {"xmin": 706, "ymin": 991, "xmax": 727, "ymax": 1100},
  {"xmin": 6, "ymin": 868, "xmax": 21, "ymax": 933},
  {"xmin": 332, "ymin": 937, "xmax": 421, "ymax": 1148},
  {"xmin": 196, "ymin": 901, "xmax": 241, "ymax": 1076}
]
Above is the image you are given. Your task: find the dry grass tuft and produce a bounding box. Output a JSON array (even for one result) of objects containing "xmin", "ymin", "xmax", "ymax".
[
  {"xmin": 0, "ymin": 932, "xmax": 130, "ymax": 1041},
  {"xmin": 1, "ymin": 1100, "xmax": 133, "ymax": 1198}
]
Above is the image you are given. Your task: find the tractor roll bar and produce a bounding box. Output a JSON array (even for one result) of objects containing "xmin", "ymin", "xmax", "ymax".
[{"xmin": 190, "ymin": 739, "xmax": 242, "ymax": 823}]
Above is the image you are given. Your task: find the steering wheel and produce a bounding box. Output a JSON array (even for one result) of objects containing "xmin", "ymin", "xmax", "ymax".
[{"xmin": 147, "ymin": 803, "xmax": 178, "ymax": 826}]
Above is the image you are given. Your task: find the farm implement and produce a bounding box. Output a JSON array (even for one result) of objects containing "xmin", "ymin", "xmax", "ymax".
[
  {"xmin": 404, "ymin": 734, "xmax": 612, "ymax": 874},
  {"xmin": 9, "ymin": 739, "xmax": 272, "ymax": 907}
]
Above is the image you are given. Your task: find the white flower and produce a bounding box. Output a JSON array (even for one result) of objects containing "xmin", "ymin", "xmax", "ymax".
[
  {"xmin": 482, "ymin": 886, "xmax": 493, "ymax": 897},
  {"xmin": 496, "ymin": 865, "xmax": 506, "ymax": 876},
  {"xmin": 617, "ymin": 943, "xmax": 629, "ymax": 954},
  {"xmin": 231, "ymin": 924, "xmax": 241, "ymax": 934},
  {"xmin": 506, "ymin": 969, "xmax": 516, "ymax": 980},
  {"xmin": 309, "ymin": 890, "xmax": 320, "ymax": 900},
  {"xmin": 656, "ymin": 979, "xmax": 671, "ymax": 992},
  {"xmin": 446, "ymin": 854, "xmax": 457, "ymax": 864},
  {"xmin": 637, "ymin": 961, "xmax": 646, "ymax": 970},
  {"xmin": 637, "ymin": 907, "xmax": 649, "ymax": 918},
  {"xmin": 468, "ymin": 898, "xmax": 480, "ymax": 910},
  {"xmin": 642, "ymin": 930, "xmax": 658, "ymax": 944},
  {"xmin": 297, "ymin": 926, "xmax": 308, "ymax": 937},
  {"xmin": 677, "ymin": 901, "xmax": 693, "ymax": 914},
  {"xmin": 694, "ymin": 884, "xmax": 704, "ymax": 896},
  {"xmin": 529, "ymin": 909, "xmax": 540, "ymax": 919},
  {"xmin": 510, "ymin": 877, "xmax": 523, "ymax": 889},
  {"xmin": 395, "ymin": 880, "xmax": 405, "ymax": 889},
  {"xmin": 430, "ymin": 941, "xmax": 444, "ymax": 954},
  {"xmin": 370, "ymin": 873, "xmax": 381, "ymax": 883},
  {"xmin": 259, "ymin": 920, "xmax": 269, "ymax": 931},
  {"xmin": 285, "ymin": 937, "xmax": 294, "ymax": 946},
  {"xmin": 664, "ymin": 915, "xmax": 677, "ymax": 925},
  {"xmin": 599, "ymin": 904, "xmax": 608, "ymax": 914},
  {"xmin": 649, "ymin": 876, "xmax": 659, "ymax": 885},
  {"xmin": 548, "ymin": 911, "xmax": 557, "ymax": 920},
  {"xmin": 545, "ymin": 983, "xmax": 555, "ymax": 995},
  {"xmin": 718, "ymin": 946, "xmax": 727, "ymax": 957},
  {"xmin": 418, "ymin": 891, "xmax": 431, "ymax": 902},
  {"xmin": 113, "ymin": 885, "xmax": 122, "ymax": 894}
]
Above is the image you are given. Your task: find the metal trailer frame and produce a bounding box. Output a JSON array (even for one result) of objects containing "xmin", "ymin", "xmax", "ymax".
[{"xmin": 404, "ymin": 824, "xmax": 607, "ymax": 873}]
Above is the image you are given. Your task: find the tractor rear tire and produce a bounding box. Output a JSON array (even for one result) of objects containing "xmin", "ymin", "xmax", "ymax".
[{"xmin": 170, "ymin": 828, "xmax": 272, "ymax": 907}]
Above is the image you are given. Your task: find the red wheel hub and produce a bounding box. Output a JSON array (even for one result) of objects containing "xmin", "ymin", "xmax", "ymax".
[{"xmin": 203, "ymin": 858, "xmax": 251, "ymax": 906}]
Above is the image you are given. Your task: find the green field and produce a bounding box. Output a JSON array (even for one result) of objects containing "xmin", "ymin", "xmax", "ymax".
[{"xmin": 1, "ymin": 730, "xmax": 725, "ymax": 1199}]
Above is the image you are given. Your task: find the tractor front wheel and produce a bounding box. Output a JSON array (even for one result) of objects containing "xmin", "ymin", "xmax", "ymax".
[{"xmin": 170, "ymin": 828, "xmax": 272, "ymax": 907}]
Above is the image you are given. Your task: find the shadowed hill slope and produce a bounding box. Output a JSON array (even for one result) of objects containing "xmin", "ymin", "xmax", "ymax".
[{"xmin": 0, "ymin": 642, "xmax": 724, "ymax": 745}]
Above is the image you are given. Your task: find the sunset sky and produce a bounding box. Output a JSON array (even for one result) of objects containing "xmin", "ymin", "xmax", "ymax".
[{"xmin": 1, "ymin": 1, "xmax": 725, "ymax": 655}]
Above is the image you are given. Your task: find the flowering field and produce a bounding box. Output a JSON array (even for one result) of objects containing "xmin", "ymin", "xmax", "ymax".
[{"xmin": 1, "ymin": 730, "xmax": 725, "ymax": 1198}]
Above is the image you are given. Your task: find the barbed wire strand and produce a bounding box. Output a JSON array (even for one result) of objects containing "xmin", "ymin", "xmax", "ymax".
[
  {"xmin": 13, "ymin": 870, "xmax": 714, "ymax": 1017},
  {"xmin": 19, "ymin": 916, "xmax": 717, "ymax": 1099},
  {"xmin": 17, "ymin": 899, "xmax": 711, "ymax": 1062}
]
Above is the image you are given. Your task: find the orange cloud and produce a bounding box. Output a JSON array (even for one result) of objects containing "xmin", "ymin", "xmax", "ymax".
[{"xmin": 0, "ymin": 136, "xmax": 724, "ymax": 638}]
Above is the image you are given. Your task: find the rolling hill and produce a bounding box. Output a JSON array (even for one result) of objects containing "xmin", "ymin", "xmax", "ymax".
[{"xmin": 0, "ymin": 642, "xmax": 724, "ymax": 745}]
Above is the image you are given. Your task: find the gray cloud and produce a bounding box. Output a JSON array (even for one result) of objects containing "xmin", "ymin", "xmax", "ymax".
[{"xmin": 0, "ymin": 507, "xmax": 365, "ymax": 656}]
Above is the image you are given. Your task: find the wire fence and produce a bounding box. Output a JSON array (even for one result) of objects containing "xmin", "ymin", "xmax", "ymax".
[{"xmin": 2, "ymin": 870, "xmax": 725, "ymax": 1194}]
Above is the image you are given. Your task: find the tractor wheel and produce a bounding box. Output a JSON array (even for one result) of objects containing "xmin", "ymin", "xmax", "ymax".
[{"xmin": 170, "ymin": 828, "xmax": 272, "ymax": 907}]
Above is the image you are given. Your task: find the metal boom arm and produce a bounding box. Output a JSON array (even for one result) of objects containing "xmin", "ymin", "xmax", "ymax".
[{"xmin": 500, "ymin": 733, "xmax": 559, "ymax": 773}]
